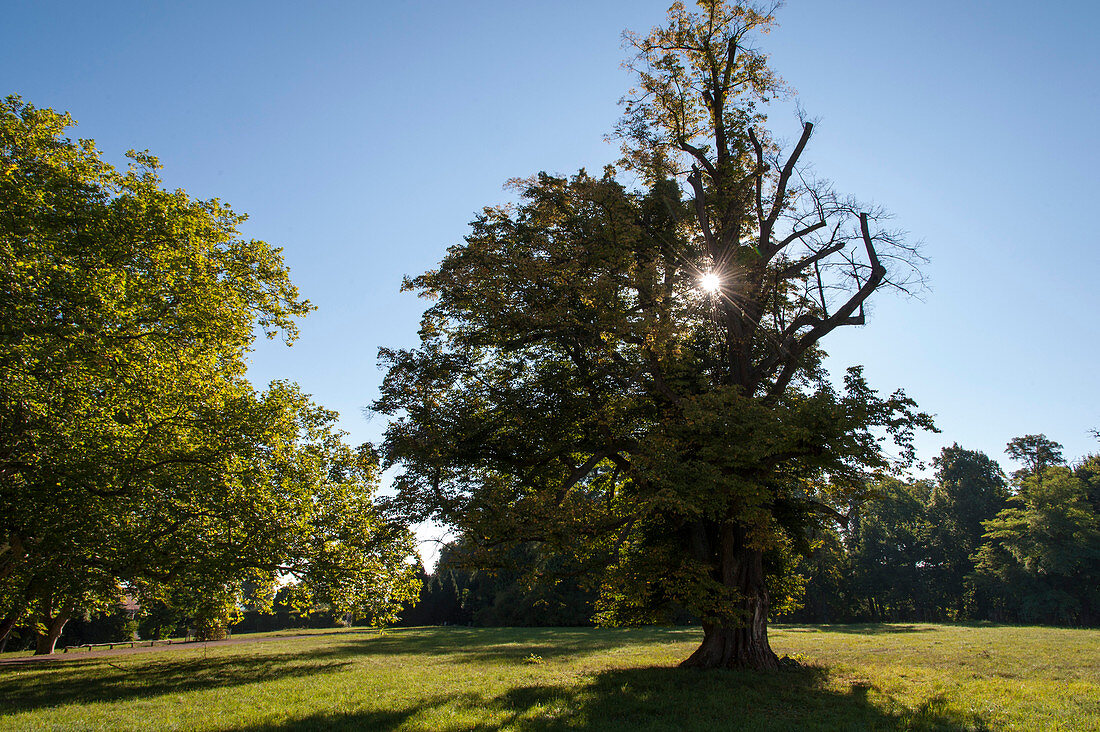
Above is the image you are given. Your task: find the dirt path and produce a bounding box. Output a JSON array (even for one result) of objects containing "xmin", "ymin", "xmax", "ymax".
[{"xmin": 0, "ymin": 628, "xmax": 369, "ymax": 667}]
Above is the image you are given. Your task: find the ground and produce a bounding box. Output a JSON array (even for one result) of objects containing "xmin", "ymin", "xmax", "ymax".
[{"xmin": 0, "ymin": 624, "xmax": 1097, "ymax": 730}]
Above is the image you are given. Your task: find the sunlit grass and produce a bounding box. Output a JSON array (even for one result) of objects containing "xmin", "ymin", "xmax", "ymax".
[{"xmin": 1, "ymin": 624, "xmax": 1096, "ymax": 730}]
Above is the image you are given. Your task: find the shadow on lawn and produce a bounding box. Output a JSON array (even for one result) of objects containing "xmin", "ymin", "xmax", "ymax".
[
  {"xmin": 780, "ymin": 624, "xmax": 933, "ymax": 635},
  {"xmin": 0, "ymin": 652, "xmax": 352, "ymax": 715},
  {"xmin": 0, "ymin": 627, "xmax": 631, "ymax": 717},
  {"xmin": 301, "ymin": 626, "xmax": 694, "ymax": 665},
  {"xmin": 241, "ymin": 664, "xmax": 992, "ymax": 731},
  {"xmin": 0, "ymin": 628, "xmax": 994, "ymax": 729}
]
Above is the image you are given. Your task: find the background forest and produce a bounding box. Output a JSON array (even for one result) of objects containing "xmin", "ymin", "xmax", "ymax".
[{"xmin": 404, "ymin": 437, "xmax": 1100, "ymax": 629}]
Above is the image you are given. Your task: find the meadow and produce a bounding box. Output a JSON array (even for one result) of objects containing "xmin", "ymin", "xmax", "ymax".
[{"xmin": 1, "ymin": 624, "xmax": 1097, "ymax": 731}]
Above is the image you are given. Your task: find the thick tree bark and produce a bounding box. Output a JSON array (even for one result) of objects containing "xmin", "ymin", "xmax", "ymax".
[
  {"xmin": 34, "ymin": 607, "xmax": 72, "ymax": 655},
  {"xmin": 681, "ymin": 524, "xmax": 780, "ymax": 670},
  {"xmin": 681, "ymin": 619, "xmax": 780, "ymax": 670}
]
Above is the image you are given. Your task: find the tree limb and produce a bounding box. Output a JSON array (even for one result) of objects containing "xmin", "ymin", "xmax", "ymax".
[
  {"xmin": 761, "ymin": 122, "xmax": 814, "ymax": 258},
  {"xmin": 687, "ymin": 166, "xmax": 719, "ymax": 259},
  {"xmin": 776, "ymin": 239, "xmax": 841, "ymax": 280}
]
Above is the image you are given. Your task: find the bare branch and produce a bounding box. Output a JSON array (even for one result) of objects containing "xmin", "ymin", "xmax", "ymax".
[
  {"xmin": 762, "ymin": 122, "xmax": 814, "ymax": 256},
  {"xmin": 859, "ymin": 212, "xmax": 882, "ymax": 271},
  {"xmin": 754, "ymin": 211, "xmax": 888, "ymax": 397},
  {"xmin": 775, "ymin": 234, "xmax": 838, "ymax": 279},
  {"xmin": 814, "ymin": 259, "xmax": 827, "ymax": 313},
  {"xmin": 719, "ymin": 36, "xmax": 739, "ymax": 95}
]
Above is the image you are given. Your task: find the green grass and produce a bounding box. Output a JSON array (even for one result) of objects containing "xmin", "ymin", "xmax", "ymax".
[{"xmin": 1, "ymin": 624, "xmax": 1097, "ymax": 730}]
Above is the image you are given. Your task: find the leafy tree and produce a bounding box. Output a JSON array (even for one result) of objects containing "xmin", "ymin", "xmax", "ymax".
[
  {"xmin": 376, "ymin": 2, "xmax": 932, "ymax": 669},
  {"xmin": 135, "ymin": 595, "xmax": 189, "ymax": 641},
  {"xmin": 925, "ymin": 445, "xmax": 1008, "ymax": 617},
  {"xmin": 1073, "ymin": 453, "xmax": 1100, "ymax": 514},
  {"xmin": 848, "ymin": 479, "xmax": 934, "ymax": 621},
  {"xmin": 1005, "ymin": 434, "xmax": 1064, "ymax": 487},
  {"xmin": 59, "ymin": 603, "xmax": 139, "ymax": 647},
  {"xmin": 0, "ymin": 97, "xmax": 418, "ymax": 652},
  {"xmin": 397, "ymin": 541, "xmax": 597, "ymax": 628},
  {"xmin": 777, "ymin": 523, "xmax": 851, "ymax": 624},
  {"xmin": 973, "ymin": 466, "xmax": 1100, "ymax": 625},
  {"xmin": 433, "ymin": 540, "xmax": 596, "ymax": 627},
  {"xmin": 423, "ymin": 567, "xmax": 466, "ymax": 626}
]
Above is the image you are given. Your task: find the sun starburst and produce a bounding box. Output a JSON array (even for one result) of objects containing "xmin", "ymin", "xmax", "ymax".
[{"xmin": 700, "ymin": 271, "xmax": 721, "ymax": 294}]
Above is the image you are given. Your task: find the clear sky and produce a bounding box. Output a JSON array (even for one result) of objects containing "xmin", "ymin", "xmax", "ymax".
[{"xmin": 6, "ymin": 1, "xmax": 1098, "ymax": 501}]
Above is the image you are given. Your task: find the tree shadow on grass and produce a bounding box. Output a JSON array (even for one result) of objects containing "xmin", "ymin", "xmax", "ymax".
[
  {"xmin": 0, "ymin": 628, "xmax": 995, "ymax": 730},
  {"xmin": 241, "ymin": 663, "xmax": 992, "ymax": 731},
  {"xmin": 298, "ymin": 626, "xmax": 691, "ymax": 665},
  {"xmin": 0, "ymin": 627, "xmax": 661, "ymax": 719},
  {"xmin": 782, "ymin": 624, "xmax": 934, "ymax": 635},
  {"xmin": 0, "ymin": 651, "xmax": 352, "ymax": 716}
]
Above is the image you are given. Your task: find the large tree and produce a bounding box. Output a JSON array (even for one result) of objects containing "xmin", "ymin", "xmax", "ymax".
[
  {"xmin": 1005, "ymin": 434, "xmax": 1064, "ymax": 487},
  {"xmin": 1075, "ymin": 453, "xmax": 1100, "ymax": 514},
  {"xmin": 925, "ymin": 445, "xmax": 1008, "ymax": 617},
  {"xmin": 0, "ymin": 97, "xmax": 418, "ymax": 653},
  {"xmin": 376, "ymin": 1, "xmax": 931, "ymax": 670},
  {"xmin": 974, "ymin": 465, "xmax": 1099, "ymax": 625},
  {"xmin": 848, "ymin": 479, "xmax": 934, "ymax": 622}
]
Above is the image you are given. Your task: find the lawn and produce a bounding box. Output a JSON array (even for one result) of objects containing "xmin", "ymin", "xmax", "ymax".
[{"xmin": 1, "ymin": 624, "xmax": 1097, "ymax": 730}]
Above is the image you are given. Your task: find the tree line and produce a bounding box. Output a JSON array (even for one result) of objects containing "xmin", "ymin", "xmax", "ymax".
[
  {"xmin": 401, "ymin": 436, "xmax": 1099, "ymax": 629},
  {"xmin": 792, "ymin": 437, "xmax": 1098, "ymax": 626}
]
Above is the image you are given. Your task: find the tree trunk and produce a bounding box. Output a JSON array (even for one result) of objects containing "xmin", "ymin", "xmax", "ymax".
[
  {"xmin": 0, "ymin": 607, "xmax": 21, "ymax": 651},
  {"xmin": 681, "ymin": 523, "xmax": 780, "ymax": 670},
  {"xmin": 0, "ymin": 608, "xmax": 22, "ymax": 651},
  {"xmin": 34, "ymin": 607, "xmax": 72, "ymax": 655},
  {"xmin": 1, "ymin": 575, "xmax": 36, "ymax": 652},
  {"xmin": 681, "ymin": 618, "xmax": 780, "ymax": 670}
]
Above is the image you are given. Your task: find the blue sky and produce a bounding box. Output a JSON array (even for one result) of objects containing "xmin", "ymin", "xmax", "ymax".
[{"xmin": 6, "ymin": 1, "xmax": 1099, "ymax": 485}]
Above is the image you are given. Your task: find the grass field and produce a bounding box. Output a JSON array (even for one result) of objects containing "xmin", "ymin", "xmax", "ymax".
[{"xmin": 1, "ymin": 624, "xmax": 1097, "ymax": 730}]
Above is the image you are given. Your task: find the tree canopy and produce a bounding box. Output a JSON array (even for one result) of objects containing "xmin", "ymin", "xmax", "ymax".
[
  {"xmin": 0, "ymin": 96, "xmax": 418, "ymax": 653},
  {"xmin": 974, "ymin": 463, "xmax": 1099, "ymax": 625},
  {"xmin": 376, "ymin": 1, "xmax": 933, "ymax": 670},
  {"xmin": 925, "ymin": 445, "xmax": 1008, "ymax": 615}
]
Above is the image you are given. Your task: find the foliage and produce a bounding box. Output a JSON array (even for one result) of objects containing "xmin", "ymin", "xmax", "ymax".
[
  {"xmin": 135, "ymin": 597, "xmax": 187, "ymax": 642},
  {"xmin": 400, "ymin": 541, "xmax": 597, "ymax": 628},
  {"xmin": 925, "ymin": 445, "xmax": 1008, "ymax": 617},
  {"xmin": 796, "ymin": 440, "xmax": 1095, "ymax": 626},
  {"xmin": 395, "ymin": 438, "xmax": 1096, "ymax": 631},
  {"xmin": 1005, "ymin": 434, "xmax": 1064, "ymax": 484},
  {"xmin": 1073, "ymin": 453, "xmax": 1100, "ymax": 513},
  {"xmin": 847, "ymin": 479, "xmax": 933, "ymax": 621},
  {"xmin": 802, "ymin": 439, "xmax": 1096, "ymax": 627},
  {"xmin": 0, "ymin": 96, "xmax": 418, "ymax": 651},
  {"xmin": 61, "ymin": 605, "xmax": 139, "ymax": 646},
  {"xmin": 974, "ymin": 466, "xmax": 1100, "ymax": 624},
  {"xmin": 377, "ymin": 171, "xmax": 930, "ymax": 661},
  {"xmin": 778, "ymin": 524, "xmax": 850, "ymax": 624},
  {"xmin": 376, "ymin": 1, "xmax": 933, "ymax": 670}
]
